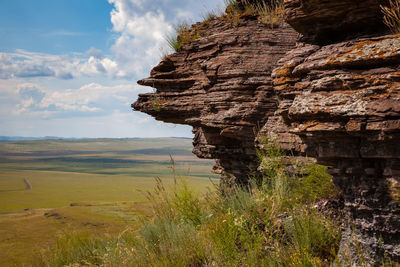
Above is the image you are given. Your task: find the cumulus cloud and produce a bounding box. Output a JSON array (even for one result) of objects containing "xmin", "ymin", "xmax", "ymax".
[
  {"xmin": 0, "ymin": 0, "xmax": 224, "ymax": 81},
  {"xmin": 15, "ymin": 82, "xmax": 147, "ymax": 116},
  {"xmin": 0, "ymin": 49, "xmax": 120, "ymax": 80},
  {"xmin": 107, "ymin": 0, "xmax": 224, "ymax": 78},
  {"xmin": 109, "ymin": 7, "xmax": 173, "ymax": 77},
  {"xmin": 0, "ymin": 0, "xmax": 226, "ymax": 137}
]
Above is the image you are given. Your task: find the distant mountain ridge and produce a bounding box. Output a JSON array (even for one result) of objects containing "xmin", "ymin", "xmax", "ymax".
[
  {"xmin": 0, "ymin": 136, "xmax": 191, "ymax": 142},
  {"xmin": 0, "ymin": 136, "xmax": 73, "ymax": 141}
]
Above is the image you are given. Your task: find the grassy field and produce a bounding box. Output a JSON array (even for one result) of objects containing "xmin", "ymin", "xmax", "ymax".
[{"xmin": 0, "ymin": 138, "xmax": 217, "ymax": 266}]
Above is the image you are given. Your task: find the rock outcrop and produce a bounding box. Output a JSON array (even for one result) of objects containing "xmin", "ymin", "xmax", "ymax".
[
  {"xmin": 270, "ymin": 1, "xmax": 400, "ymax": 262},
  {"xmin": 133, "ymin": 18, "xmax": 298, "ymax": 185},
  {"xmin": 133, "ymin": 0, "xmax": 399, "ymax": 263},
  {"xmin": 284, "ymin": 0, "xmax": 389, "ymax": 43},
  {"xmin": 271, "ymin": 33, "xmax": 400, "ymax": 264}
]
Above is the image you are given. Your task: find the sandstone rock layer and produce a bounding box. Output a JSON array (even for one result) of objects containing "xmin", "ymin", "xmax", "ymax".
[
  {"xmin": 132, "ymin": 2, "xmax": 400, "ymax": 263},
  {"xmin": 271, "ymin": 34, "xmax": 400, "ymax": 262},
  {"xmin": 133, "ymin": 18, "xmax": 298, "ymax": 184},
  {"xmin": 284, "ymin": 0, "xmax": 389, "ymax": 43}
]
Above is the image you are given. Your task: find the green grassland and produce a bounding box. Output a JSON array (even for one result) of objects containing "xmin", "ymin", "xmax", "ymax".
[{"xmin": 0, "ymin": 138, "xmax": 217, "ymax": 266}]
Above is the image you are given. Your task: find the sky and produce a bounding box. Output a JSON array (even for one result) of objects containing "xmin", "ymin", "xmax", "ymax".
[{"xmin": 0, "ymin": 0, "xmax": 224, "ymax": 138}]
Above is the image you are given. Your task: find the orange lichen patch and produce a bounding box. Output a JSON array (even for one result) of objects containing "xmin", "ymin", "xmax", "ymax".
[
  {"xmin": 345, "ymin": 119, "xmax": 363, "ymax": 132},
  {"xmin": 273, "ymin": 76, "xmax": 297, "ymax": 86},
  {"xmin": 326, "ymin": 37, "xmax": 400, "ymax": 66},
  {"xmin": 327, "ymin": 40, "xmax": 376, "ymax": 64},
  {"xmin": 274, "ymin": 63, "xmax": 295, "ymax": 77},
  {"xmin": 374, "ymin": 49, "xmax": 386, "ymax": 59},
  {"xmin": 274, "ymin": 84, "xmax": 293, "ymax": 92}
]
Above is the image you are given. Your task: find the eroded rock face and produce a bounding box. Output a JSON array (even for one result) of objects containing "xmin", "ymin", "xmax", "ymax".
[
  {"xmin": 132, "ymin": 1, "xmax": 400, "ymax": 262},
  {"xmin": 284, "ymin": 0, "xmax": 389, "ymax": 43},
  {"xmin": 133, "ymin": 18, "xmax": 298, "ymax": 185},
  {"xmin": 271, "ymin": 34, "xmax": 400, "ymax": 263}
]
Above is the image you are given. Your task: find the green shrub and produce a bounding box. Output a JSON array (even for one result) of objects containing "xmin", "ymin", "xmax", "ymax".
[
  {"xmin": 40, "ymin": 141, "xmax": 342, "ymax": 266},
  {"xmin": 165, "ymin": 23, "xmax": 200, "ymax": 52},
  {"xmin": 225, "ymin": 0, "xmax": 285, "ymax": 28},
  {"xmin": 224, "ymin": 0, "xmax": 242, "ymax": 15},
  {"xmin": 35, "ymin": 231, "xmax": 137, "ymax": 267},
  {"xmin": 136, "ymin": 218, "xmax": 206, "ymax": 266},
  {"xmin": 149, "ymin": 93, "xmax": 167, "ymax": 111},
  {"xmin": 165, "ymin": 31, "xmax": 182, "ymax": 52},
  {"xmin": 285, "ymin": 209, "xmax": 340, "ymax": 262},
  {"xmin": 172, "ymin": 180, "xmax": 204, "ymax": 226},
  {"xmin": 293, "ymin": 163, "xmax": 339, "ymax": 204},
  {"xmin": 255, "ymin": 0, "xmax": 285, "ymax": 28},
  {"xmin": 201, "ymin": 7, "xmax": 223, "ymax": 26}
]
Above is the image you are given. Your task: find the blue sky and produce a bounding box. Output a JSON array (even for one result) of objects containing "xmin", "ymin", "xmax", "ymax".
[{"xmin": 0, "ymin": 0, "xmax": 224, "ymax": 138}]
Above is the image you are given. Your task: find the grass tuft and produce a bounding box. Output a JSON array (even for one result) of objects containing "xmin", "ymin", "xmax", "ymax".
[
  {"xmin": 165, "ymin": 22, "xmax": 201, "ymax": 52},
  {"xmin": 381, "ymin": 0, "xmax": 400, "ymax": 34},
  {"xmin": 224, "ymin": 0, "xmax": 284, "ymax": 28},
  {"xmin": 254, "ymin": 0, "xmax": 285, "ymax": 28},
  {"xmin": 39, "ymin": 138, "xmax": 342, "ymax": 266}
]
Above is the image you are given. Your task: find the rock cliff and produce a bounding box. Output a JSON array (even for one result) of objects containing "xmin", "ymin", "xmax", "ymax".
[
  {"xmin": 134, "ymin": 18, "xmax": 298, "ymax": 185},
  {"xmin": 133, "ymin": 0, "xmax": 399, "ymax": 263},
  {"xmin": 270, "ymin": 0, "xmax": 400, "ymax": 262}
]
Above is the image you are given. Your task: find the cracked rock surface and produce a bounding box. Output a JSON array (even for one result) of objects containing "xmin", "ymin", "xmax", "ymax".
[
  {"xmin": 133, "ymin": 18, "xmax": 298, "ymax": 185},
  {"xmin": 271, "ymin": 34, "xmax": 400, "ymax": 263},
  {"xmin": 132, "ymin": 1, "xmax": 399, "ymax": 263}
]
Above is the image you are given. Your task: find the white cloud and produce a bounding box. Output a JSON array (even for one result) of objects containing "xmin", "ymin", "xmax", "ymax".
[
  {"xmin": 0, "ymin": 0, "xmax": 224, "ymax": 81},
  {"xmin": 108, "ymin": 0, "xmax": 174, "ymax": 78},
  {"xmin": 14, "ymin": 82, "xmax": 148, "ymax": 116},
  {"xmin": 106, "ymin": 0, "xmax": 224, "ymax": 78},
  {"xmin": 0, "ymin": 0, "xmax": 225, "ymax": 138},
  {"xmin": 0, "ymin": 108, "xmax": 193, "ymax": 138},
  {"xmin": 0, "ymin": 49, "xmax": 120, "ymax": 80}
]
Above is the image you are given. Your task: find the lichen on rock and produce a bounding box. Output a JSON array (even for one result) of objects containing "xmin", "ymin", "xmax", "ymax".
[
  {"xmin": 132, "ymin": 0, "xmax": 400, "ymax": 263},
  {"xmin": 133, "ymin": 17, "xmax": 298, "ymax": 185}
]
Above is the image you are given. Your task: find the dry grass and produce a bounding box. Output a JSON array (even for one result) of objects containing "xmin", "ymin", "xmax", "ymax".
[
  {"xmin": 381, "ymin": 0, "xmax": 400, "ymax": 33},
  {"xmin": 0, "ymin": 204, "xmax": 138, "ymax": 266},
  {"xmin": 166, "ymin": 23, "xmax": 201, "ymax": 52},
  {"xmin": 254, "ymin": 0, "xmax": 285, "ymax": 28},
  {"xmin": 38, "ymin": 140, "xmax": 342, "ymax": 266},
  {"xmin": 225, "ymin": 0, "xmax": 284, "ymax": 28}
]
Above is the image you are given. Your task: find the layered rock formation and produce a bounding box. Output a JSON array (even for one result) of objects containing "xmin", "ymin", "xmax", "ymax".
[
  {"xmin": 133, "ymin": 18, "xmax": 298, "ymax": 184},
  {"xmin": 269, "ymin": 0, "xmax": 400, "ymax": 262},
  {"xmin": 133, "ymin": 0, "xmax": 399, "ymax": 263},
  {"xmin": 271, "ymin": 33, "xmax": 400, "ymax": 264},
  {"xmin": 284, "ymin": 0, "xmax": 389, "ymax": 43}
]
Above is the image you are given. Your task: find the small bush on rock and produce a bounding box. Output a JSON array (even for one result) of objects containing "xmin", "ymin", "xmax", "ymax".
[
  {"xmin": 39, "ymin": 140, "xmax": 341, "ymax": 266},
  {"xmin": 381, "ymin": 0, "xmax": 400, "ymax": 33},
  {"xmin": 165, "ymin": 23, "xmax": 200, "ymax": 52}
]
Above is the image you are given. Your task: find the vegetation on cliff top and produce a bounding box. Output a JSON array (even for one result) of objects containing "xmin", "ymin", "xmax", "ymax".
[
  {"xmin": 381, "ymin": 0, "xmax": 400, "ymax": 33},
  {"xmin": 166, "ymin": 0, "xmax": 285, "ymax": 52},
  {"xmin": 38, "ymin": 140, "xmax": 342, "ymax": 266},
  {"xmin": 225, "ymin": 0, "xmax": 284, "ymax": 28}
]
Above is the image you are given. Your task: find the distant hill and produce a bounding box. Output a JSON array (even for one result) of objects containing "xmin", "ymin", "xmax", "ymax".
[
  {"xmin": 0, "ymin": 136, "xmax": 76, "ymax": 142},
  {"xmin": 0, "ymin": 136, "xmax": 191, "ymax": 142}
]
